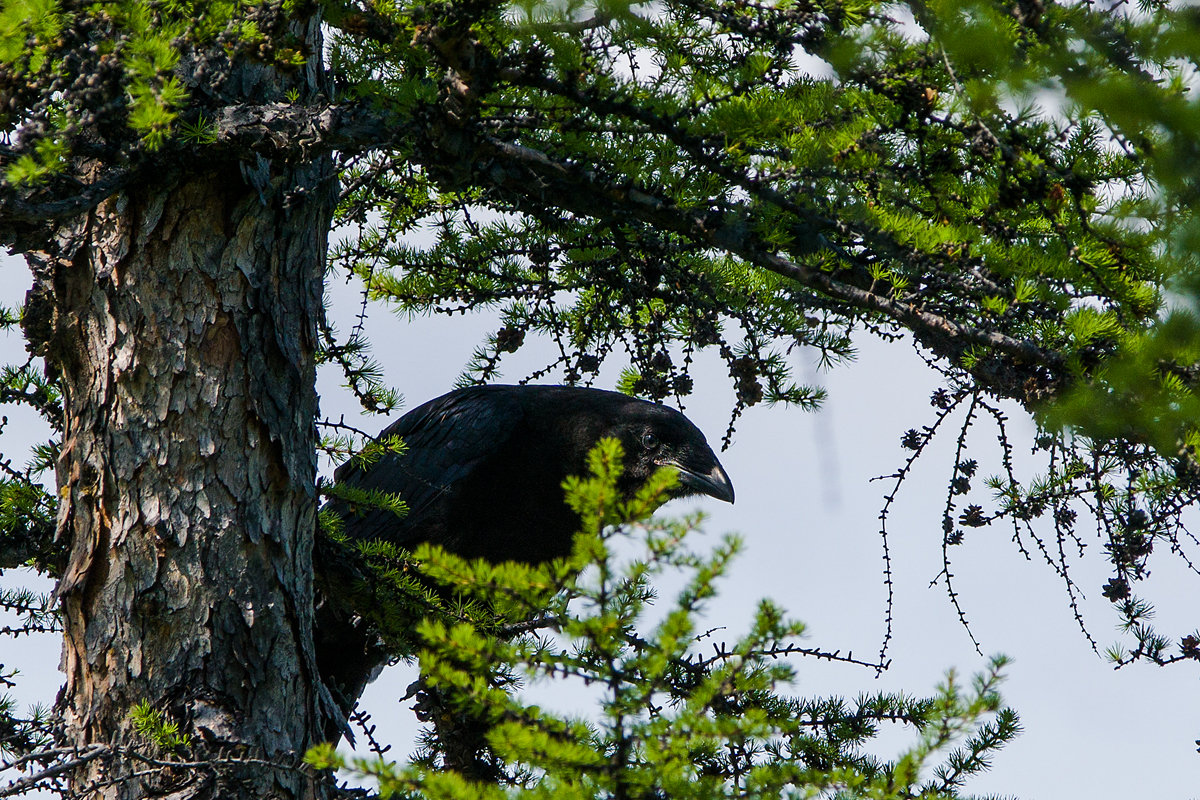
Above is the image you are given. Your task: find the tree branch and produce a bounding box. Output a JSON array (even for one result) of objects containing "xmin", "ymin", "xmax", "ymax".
[
  {"xmin": 210, "ymin": 102, "xmax": 412, "ymax": 160},
  {"xmin": 467, "ymin": 133, "xmax": 1066, "ymax": 400},
  {"xmin": 0, "ymin": 102, "xmax": 413, "ymax": 243},
  {"xmin": 1, "ymin": 96, "xmax": 1068, "ymax": 403}
]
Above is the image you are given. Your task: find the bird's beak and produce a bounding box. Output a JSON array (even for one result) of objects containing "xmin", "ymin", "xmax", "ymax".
[{"xmin": 661, "ymin": 457, "xmax": 735, "ymax": 504}]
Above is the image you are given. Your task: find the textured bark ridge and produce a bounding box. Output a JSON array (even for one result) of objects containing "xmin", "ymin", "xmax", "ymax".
[
  {"xmin": 26, "ymin": 155, "xmax": 336, "ymax": 799},
  {"xmin": 3, "ymin": 12, "xmax": 350, "ymax": 799}
]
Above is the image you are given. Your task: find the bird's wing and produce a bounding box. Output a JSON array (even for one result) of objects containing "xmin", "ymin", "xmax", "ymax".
[{"xmin": 331, "ymin": 387, "xmax": 524, "ymax": 545}]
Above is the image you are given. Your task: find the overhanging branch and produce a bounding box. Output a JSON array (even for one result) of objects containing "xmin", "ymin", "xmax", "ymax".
[
  {"xmin": 1, "ymin": 97, "xmax": 1067, "ymax": 402},
  {"xmin": 0, "ymin": 102, "xmax": 413, "ymax": 242},
  {"xmin": 469, "ymin": 133, "xmax": 1066, "ymax": 399},
  {"xmin": 211, "ymin": 102, "xmax": 413, "ymax": 160}
]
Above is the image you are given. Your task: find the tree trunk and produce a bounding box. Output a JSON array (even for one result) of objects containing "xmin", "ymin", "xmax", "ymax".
[
  {"xmin": 27, "ymin": 156, "xmax": 335, "ymax": 800},
  {"xmin": 20, "ymin": 20, "xmax": 339, "ymax": 794}
]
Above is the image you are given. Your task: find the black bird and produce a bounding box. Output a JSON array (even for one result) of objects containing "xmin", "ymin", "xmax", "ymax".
[{"xmin": 330, "ymin": 384, "xmax": 735, "ymax": 563}]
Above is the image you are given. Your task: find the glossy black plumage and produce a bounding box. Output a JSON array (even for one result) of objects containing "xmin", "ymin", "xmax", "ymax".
[{"xmin": 330, "ymin": 385, "xmax": 734, "ymax": 563}]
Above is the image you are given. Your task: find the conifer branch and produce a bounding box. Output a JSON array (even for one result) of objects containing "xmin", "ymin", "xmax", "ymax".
[{"xmin": 468, "ymin": 132, "xmax": 1066, "ymax": 401}]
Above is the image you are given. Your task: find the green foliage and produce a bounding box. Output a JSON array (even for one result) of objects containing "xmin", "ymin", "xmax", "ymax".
[
  {"xmin": 323, "ymin": 0, "xmax": 1174, "ymax": 441},
  {"xmin": 0, "ymin": 359, "xmax": 61, "ymax": 573},
  {"xmin": 0, "ymin": 583, "xmax": 57, "ymax": 634},
  {"xmin": 3, "ymin": 136, "xmax": 68, "ymax": 185},
  {"xmin": 131, "ymin": 700, "xmax": 192, "ymax": 753},
  {"xmin": 178, "ymin": 113, "xmax": 218, "ymax": 145},
  {"xmin": 319, "ymin": 432, "xmax": 412, "ymax": 582},
  {"xmin": 0, "ymin": 477, "xmax": 56, "ymax": 568},
  {"xmin": 319, "ymin": 0, "xmax": 1200, "ymax": 675},
  {"xmin": 5, "ymin": 0, "xmax": 1196, "ymax": 662},
  {"xmin": 7, "ymin": 0, "xmax": 1200, "ymax": 787},
  {"xmin": 0, "ymin": 362, "xmax": 61, "ymax": 428},
  {"xmin": 318, "ymin": 318, "xmax": 404, "ymax": 415},
  {"xmin": 0, "ymin": 0, "xmax": 323, "ymax": 182},
  {"xmin": 1045, "ymin": 311, "xmax": 1200, "ymax": 450},
  {"xmin": 320, "ymin": 482, "xmax": 408, "ymax": 526},
  {"xmin": 0, "ymin": 665, "xmax": 54, "ymax": 762},
  {"xmin": 915, "ymin": 0, "xmax": 1200, "ymax": 449},
  {"xmin": 308, "ymin": 441, "xmax": 1017, "ymax": 798},
  {"xmin": 0, "ymin": 0, "xmax": 62, "ymax": 66}
]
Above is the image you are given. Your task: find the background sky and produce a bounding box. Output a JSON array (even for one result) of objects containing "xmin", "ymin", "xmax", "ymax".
[{"xmin": 2, "ymin": 244, "xmax": 1198, "ymax": 798}]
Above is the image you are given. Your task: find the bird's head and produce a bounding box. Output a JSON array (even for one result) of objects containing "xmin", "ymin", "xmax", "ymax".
[{"xmin": 604, "ymin": 401, "xmax": 735, "ymax": 505}]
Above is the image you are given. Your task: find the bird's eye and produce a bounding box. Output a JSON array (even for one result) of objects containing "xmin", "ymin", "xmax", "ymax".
[{"xmin": 640, "ymin": 432, "xmax": 659, "ymax": 450}]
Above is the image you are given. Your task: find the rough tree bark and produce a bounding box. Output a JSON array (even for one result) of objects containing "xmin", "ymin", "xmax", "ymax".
[{"xmin": 16, "ymin": 14, "xmax": 340, "ymax": 800}]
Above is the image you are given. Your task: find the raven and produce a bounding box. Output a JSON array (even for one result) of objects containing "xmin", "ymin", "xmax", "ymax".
[{"xmin": 330, "ymin": 384, "xmax": 734, "ymax": 563}]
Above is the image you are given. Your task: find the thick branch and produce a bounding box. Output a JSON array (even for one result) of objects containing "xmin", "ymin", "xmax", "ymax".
[
  {"xmin": 2, "ymin": 97, "xmax": 1067, "ymax": 402},
  {"xmin": 0, "ymin": 103, "xmax": 410, "ymax": 243},
  {"xmin": 210, "ymin": 102, "xmax": 412, "ymax": 160},
  {"xmin": 468, "ymin": 134, "xmax": 1065, "ymax": 400}
]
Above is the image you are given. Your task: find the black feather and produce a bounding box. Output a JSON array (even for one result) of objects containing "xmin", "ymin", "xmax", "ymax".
[{"xmin": 329, "ymin": 385, "xmax": 734, "ymax": 563}]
